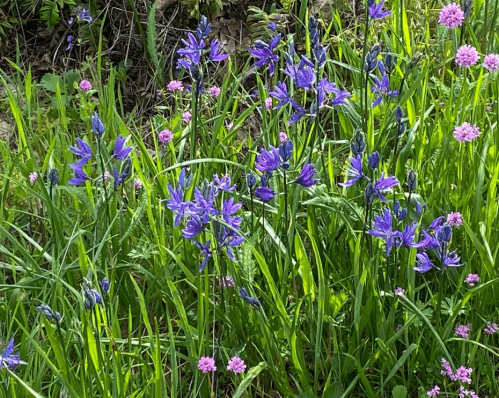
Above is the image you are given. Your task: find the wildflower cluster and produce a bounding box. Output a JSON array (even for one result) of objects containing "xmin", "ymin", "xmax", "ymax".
[
  {"xmin": 427, "ymin": 359, "xmax": 479, "ymax": 398},
  {"xmin": 165, "ymin": 169, "xmax": 243, "ymax": 270},
  {"xmin": 68, "ymin": 112, "xmax": 133, "ymax": 190},
  {"xmin": 197, "ymin": 356, "xmax": 246, "ymax": 374}
]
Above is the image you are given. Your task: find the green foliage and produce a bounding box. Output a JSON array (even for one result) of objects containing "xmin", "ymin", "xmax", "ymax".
[{"xmin": 40, "ymin": 0, "xmax": 75, "ymax": 28}]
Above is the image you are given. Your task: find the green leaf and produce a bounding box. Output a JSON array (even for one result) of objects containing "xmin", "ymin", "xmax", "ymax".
[
  {"xmin": 232, "ymin": 362, "xmax": 268, "ymax": 398},
  {"xmin": 392, "ymin": 385, "xmax": 408, "ymax": 398}
]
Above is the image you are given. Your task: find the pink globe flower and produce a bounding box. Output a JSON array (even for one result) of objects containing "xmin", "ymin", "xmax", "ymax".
[
  {"xmin": 158, "ymin": 130, "xmax": 173, "ymax": 144},
  {"xmin": 182, "ymin": 111, "xmax": 192, "ymax": 123},
  {"xmin": 29, "ymin": 172, "xmax": 38, "ymax": 183},
  {"xmin": 454, "ymin": 324, "xmax": 471, "ymax": 339},
  {"xmin": 167, "ymin": 80, "xmax": 183, "ymax": 91},
  {"xmin": 279, "ymin": 132, "xmax": 288, "ymax": 142},
  {"xmin": 427, "ymin": 385, "xmax": 440, "ymax": 397},
  {"xmin": 265, "ymin": 97, "xmax": 272, "ymax": 110},
  {"xmin": 438, "ymin": 3, "xmax": 464, "ymax": 29},
  {"xmin": 226, "ymin": 356, "xmax": 246, "ymax": 374},
  {"xmin": 483, "ymin": 54, "xmax": 499, "ymax": 72},
  {"xmin": 197, "ymin": 356, "xmax": 216, "ymax": 373},
  {"xmin": 447, "ymin": 211, "xmax": 462, "ymax": 226},
  {"xmin": 79, "ymin": 80, "xmax": 92, "ymax": 92},
  {"xmin": 220, "ymin": 275, "xmax": 235, "ymax": 289},
  {"xmin": 394, "ymin": 287, "xmax": 405, "ymax": 296},
  {"xmin": 208, "ymin": 86, "xmax": 221, "ymax": 97},
  {"xmin": 455, "ymin": 45, "xmax": 479, "ymax": 67},
  {"xmin": 453, "ymin": 122, "xmax": 481, "ymax": 143},
  {"xmin": 135, "ymin": 179, "xmax": 143, "ymax": 189},
  {"xmin": 103, "ymin": 170, "xmax": 110, "ymax": 182},
  {"xmin": 464, "ymin": 273, "xmax": 480, "ymax": 286},
  {"xmin": 484, "ymin": 322, "xmax": 499, "ymax": 334}
]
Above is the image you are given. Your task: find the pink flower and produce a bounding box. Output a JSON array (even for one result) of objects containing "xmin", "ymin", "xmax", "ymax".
[
  {"xmin": 454, "ymin": 122, "xmax": 481, "ymax": 143},
  {"xmin": 197, "ymin": 357, "xmax": 216, "ymax": 373},
  {"xmin": 29, "ymin": 172, "xmax": 38, "ymax": 183},
  {"xmin": 483, "ymin": 53, "xmax": 499, "ymax": 72},
  {"xmin": 279, "ymin": 132, "xmax": 288, "ymax": 142},
  {"xmin": 394, "ymin": 287, "xmax": 405, "ymax": 296},
  {"xmin": 226, "ymin": 356, "xmax": 246, "ymax": 374},
  {"xmin": 158, "ymin": 130, "xmax": 173, "ymax": 144},
  {"xmin": 456, "ymin": 45, "xmax": 479, "ymax": 67},
  {"xmin": 225, "ymin": 122, "xmax": 233, "ymax": 130},
  {"xmin": 484, "ymin": 322, "xmax": 498, "ymax": 334},
  {"xmin": 265, "ymin": 97, "xmax": 272, "ymax": 110},
  {"xmin": 208, "ymin": 86, "xmax": 221, "ymax": 97},
  {"xmin": 427, "ymin": 385, "xmax": 440, "ymax": 397},
  {"xmin": 447, "ymin": 211, "xmax": 462, "ymax": 226},
  {"xmin": 167, "ymin": 80, "xmax": 183, "ymax": 91},
  {"xmin": 454, "ymin": 324, "xmax": 471, "ymax": 339},
  {"xmin": 103, "ymin": 170, "xmax": 110, "ymax": 182},
  {"xmin": 464, "ymin": 273, "xmax": 480, "ymax": 286},
  {"xmin": 438, "ymin": 3, "xmax": 464, "ymax": 29},
  {"xmin": 182, "ymin": 111, "xmax": 192, "ymax": 123},
  {"xmin": 79, "ymin": 80, "xmax": 92, "ymax": 91},
  {"xmin": 135, "ymin": 180, "xmax": 143, "ymax": 189},
  {"xmin": 442, "ymin": 359, "xmax": 473, "ymax": 384},
  {"xmin": 221, "ymin": 275, "xmax": 235, "ymax": 289},
  {"xmin": 458, "ymin": 385, "xmax": 479, "ymax": 398}
]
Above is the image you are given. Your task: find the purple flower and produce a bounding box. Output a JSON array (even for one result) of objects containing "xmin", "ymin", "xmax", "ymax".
[
  {"xmin": 177, "ymin": 32, "xmax": 205, "ymax": 66},
  {"xmin": 112, "ymin": 162, "xmax": 132, "ymax": 189},
  {"xmin": 179, "ymin": 168, "xmax": 193, "ymax": 189},
  {"xmin": 79, "ymin": 80, "xmax": 92, "ymax": 91},
  {"xmin": 182, "ymin": 215, "xmax": 203, "ymax": 239},
  {"xmin": 371, "ymin": 63, "xmax": 398, "ymax": 107},
  {"xmin": 101, "ymin": 277, "xmax": 110, "ymax": 294},
  {"xmin": 295, "ymin": 163, "xmax": 318, "ymax": 187},
  {"xmin": 455, "ymin": 45, "xmax": 479, "ymax": 67},
  {"xmin": 413, "ymin": 252, "xmax": 434, "ymax": 273},
  {"xmin": 158, "ymin": 130, "xmax": 173, "ymax": 144},
  {"xmin": 396, "ymin": 223, "xmax": 421, "ymax": 249},
  {"xmin": 213, "ymin": 174, "xmax": 236, "ymax": 193},
  {"xmin": 221, "ymin": 198, "xmax": 242, "ymax": 227},
  {"xmin": 227, "ymin": 356, "xmax": 246, "ymax": 373},
  {"xmin": 483, "ymin": 53, "xmax": 499, "ymax": 72},
  {"xmin": 78, "ymin": 9, "xmax": 93, "ymax": 23},
  {"xmin": 442, "ymin": 250, "xmax": 462, "ymax": 267},
  {"xmin": 197, "ymin": 356, "xmax": 216, "ymax": 373},
  {"xmin": 196, "ymin": 16, "xmax": 211, "ymax": 40},
  {"xmin": 439, "ymin": 3, "xmax": 464, "ymax": 28},
  {"xmin": 193, "ymin": 240, "xmax": 212, "ymax": 271},
  {"xmin": 369, "ymin": 208, "xmax": 396, "ymax": 256},
  {"xmin": 269, "ymin": 82, "xmax": 292, "ymax": 109},
  {"xmin": 29, "ymin": 172, "xmax": 38, "ymax": 183},
  {"xmin": 66, "ymin": 35, "xmax": 74, "ymax": 51},
  {"xmin": 454, "ymin": 122, "xmax": 481, "ymax": 143},
  {"xmin": 285, "ymin": 56, "xmax": 316, "ymax": 90},
  {"xmin": 369, "ymin": 0, "xmax": 391, "ymax": 19},
  {"xmin": 447, "ymin": 211, "xmax": 463, "ymax": 226},
  {"xmin": 373, "ymin": 173, "xmax": 399, "ymax": 202},
  {"xmin": 182, "ymin": 111, "xmax": 192, "ymax": 123},
  {"xmin": 209, "ymin": 40, "xmax": 229, "ymax": 61},
  {"xmin": 221, "ymin": 275, "xmax": 235, "ymax": 288},
  {"xmin": 484, "ymin": 322, "xmax": 499, "ymax": 334},
  {"xmin": 255, "ymin": 186, "xmax": 275, "ymax": 202},
  {"xmin": 255, "ymin": 146, "xmax": 281, "ymax": 173},
  {"xmin": 339, "ymin": 155, "xmax": 365, "ymax": 187},
  {"xmin": 208, "ymin": 86, "xmax": 221, "ymax": 97},
  {"xmin": 427, "ymin": 385, "xmax": 440, "ymax": 397},
  {"xmin": 0, "ymin": 339, "xmax": 26, "ymax": 370},
  {"xmin": 368, "ymin": 151, "xmax": 380, "ymax": 170},
  {"xmin": 70, "ymin": 138, "xmax": 92, "ymax": 166},
  {"xmin": 248, "ymin": 34, "xmax": 281, "ymax": 76},
  {"xmin": 91, "ymin": 112, "xmax": 105, "ymax": 136},
  {"xmin": 68, "ymin": 164, "xmax": 90, "ymax": 186},
  {"xmin": 239, "ymin": 287, "xmax": 260, "ymax": 306},
  {"xmin": 278, "ymin": 140, "xmax": 293, "ymax": 168},
  {"xmin": 165, "ymin": 185, "xmax": 191, "ymax": 226},
  {"xmin": 113, "ymin": 135, "xmax": 133, "ymax": 160}
]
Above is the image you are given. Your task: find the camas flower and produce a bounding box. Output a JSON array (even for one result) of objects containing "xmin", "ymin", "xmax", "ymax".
[
  {"xmin": 373, "ymin": 173, "xmax": 399, "ymax": 202},
  {"xmin": 239, "ymin": 288, "xmax": 260, "ymax": 306},
  {"xmin": 413, "ymin": 252, "xmax": 434, "ymax": 273},
  {"xmin": 209, "ymin": 40, "xmax": 229, "ymax": 62},
  {"xmin": 368, "ymin": 208, "xmax": 397, "ymax": 256},
  {"xmin": 70, "ymin": 138, "xmax": 92, "ymax": 166},
  {"xmin": 113, "ymin": 135, "xmax": 133, "ymax": 160},
  {"xmin": 193, "ymin": 240, "xmax": 212, "ymax": 271},
  {"xmin": 295, "ymin": 164, "xmax": 318, "ymax": 187},
  {"xmin": 255, "ymin": 186, "xmax": 275, "ymax": 202},
  {"xmin": 68, "ymin": 164, "xmax": 90, "ymax": 186},
  {"xmin": 165, "ymin": 185, "xmax": 191, "ymax": 226},
  {"xmin": 213, "ymin": 174, "xmax": 236, "ymax": 193},
  {"xmin": 369, "ymin": 0, "xmax": 391, "ymax": 19},
  {"xmin": 0, "ymin": 339, "xmax": 26, "ymax": 370},
  {"xmin": 91, "ymin": 112, "xmax": 104, "ymax": 136},
  {"xmin": 285, "ymin": 56, "xmax": 316, "ymax": 90},
  {"xmin": 227, "ymin": 356, "xmax": 246, "ymax": 373},
  {"xmin": 197, "ymin": 357, "xmax": 216, "ymax": 373},
  {"xmin": 439, "ymin": 3, "xmax": 464, "ymax": 29},
  {"xmin": 483, "ymin": 53, "xmax": 499, "ymax": 72},
  {"xmin": 455, "ymin": 45, "xmax": 479, "ymax": 67},
  {"xmin": 248, "ymin": 34, "xmax": 281, "ymax": 76},
  {"xmin": 177, "ymin": 32, "xmax": 205, "ymax": 67},
  {"xmin": 339, "ymin": 155, "xmax": 365, "ymax": 187},
  {"xmin": 255, "ymin": 146, "xmax": 281, "ymax": 173},
  {"xmin": 36, "ymin": 304, "xmax": 61, "ymax": 322},
  {"xmin": 371, "ymin": 63, "xmax": 398, "ymax": 107}
]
